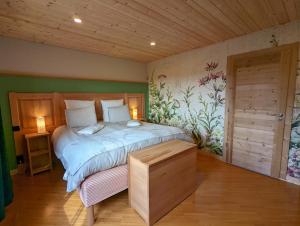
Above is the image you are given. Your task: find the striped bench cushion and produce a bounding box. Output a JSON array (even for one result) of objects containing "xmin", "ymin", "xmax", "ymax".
[{"xmin": 79, "ymin": 164, "xmax": 128, "ymax": 207}]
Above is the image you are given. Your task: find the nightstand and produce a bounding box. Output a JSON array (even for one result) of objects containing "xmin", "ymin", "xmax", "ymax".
[{"xmin": 25, "ymin": 132, "xmax": 52, "ymax": 176}]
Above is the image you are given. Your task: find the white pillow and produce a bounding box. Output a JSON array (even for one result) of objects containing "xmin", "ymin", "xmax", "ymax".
[
  {"xmin": 107, "ymin": 105, "xmax": 131, "ymax": 123},
  {"xmin": 65, "ymin": 100, "xmax": 95, "ymax": 109},
  {"xmin": 76, "ymin": 123, "xmax": 105, "ymax": 135},
  {"xmin": 65, "ymin": 106, "xmax": 97, "ymax": 128},
  {"xmin": 101, "ymin": 99, "xmax": 123, "ymax": 122},
  {"xmin": 127, "ymin": 120, "xmax": 142, "ymax": 127}
]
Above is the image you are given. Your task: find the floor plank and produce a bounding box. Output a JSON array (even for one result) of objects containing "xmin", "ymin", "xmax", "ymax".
[{"xmin": 1, "ymin": 154, "xmax": 300, "ymax": 226}]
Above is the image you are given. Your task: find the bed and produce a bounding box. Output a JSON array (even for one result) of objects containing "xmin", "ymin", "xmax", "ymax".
[
  {"xmin": 8, "ymin": 92, "xmax": 191, "ymax": 226},
  {"xmin": 52, "ymin": 121, "xmax": 190, "ymax": 225},
  {"xmin": 52, "ymin": 121, "xmax": 190, "ymax": 192}
]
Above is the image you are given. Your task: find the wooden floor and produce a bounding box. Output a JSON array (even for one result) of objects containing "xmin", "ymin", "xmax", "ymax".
[{"xmin": 1, "ymin": 154, "xmax": 300, "ymax": 226}]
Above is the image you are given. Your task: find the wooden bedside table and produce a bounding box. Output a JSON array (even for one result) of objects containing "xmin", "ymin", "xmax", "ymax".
[{"xmin": 25, "ymin": 132, "xmax": 52, "ymax": 176}]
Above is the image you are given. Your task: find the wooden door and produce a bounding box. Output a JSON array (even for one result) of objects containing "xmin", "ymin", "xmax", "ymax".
[{"xmin": 225, "ymin": 44, "xmax": 298, "ymax": 178}]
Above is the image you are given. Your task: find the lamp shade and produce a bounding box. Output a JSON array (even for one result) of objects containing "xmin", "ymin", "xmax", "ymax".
[
  {"xmin": 36, "ymin": 117, "xmax": 46, "ymax": 133},
  {"xmin": 132, "ymin": 108, "xmax": 138, "ymax": 120}
]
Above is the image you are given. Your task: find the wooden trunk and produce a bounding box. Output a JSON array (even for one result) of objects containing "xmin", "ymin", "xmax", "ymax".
[{"xmin": 128, "ymin": 140, "xmax": 197, "ymax": 226}]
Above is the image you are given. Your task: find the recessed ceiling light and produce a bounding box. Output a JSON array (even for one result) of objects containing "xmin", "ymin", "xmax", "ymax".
[
  {"xmin": 73, "ymin": 17, "xmax": 82, "ymax": 24},
  {"xmin": 150, "ymin": 41, "xmax": 156, "ymax": 46}
]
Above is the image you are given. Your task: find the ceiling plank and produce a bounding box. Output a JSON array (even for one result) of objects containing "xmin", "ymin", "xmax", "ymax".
[
  {"xmin": 135, "ymin": 0, "xmax": 222, "ymax": 42},
  {"xmin": 184, "ymin": 0, "xmax": 240, "ymax": 38},
  {"xmin": 1, "ymin": 0, "xmax": 192, "ymax": 57},
  {"xmin": 0, "ymin": 14, "xmax": 158, "ymax": 62},
  {"xmin": 168, "ymin": 0, "xmax": 235, "ymax": 39},
  {"xmin": 266, "ymin": 0, "xmax": 290, "ymax": 24},
  {"xmin": 0, "ymin": 0, "xmax": 297, "ymax": 62},
  {"xmin": 222, "ymin": 0, "xmax": 261, "ymax": 32},
  {"xmin": 97, "ymin": 0, "xmax": 206, "ymax": 47},
  {"xmin": 208, "ymin": 0, "xmax": 251, "ymax": 34},
  {"xmin": 283, "ymin": 0, "xmax": 300, "ymax": 20},
  {"xmin": 259, "ymin": 0, "xmax": 281, "ymax": 25},
  {"xmin": 238, "ymin": 0, "xmax": 278, "ymax": 28},
  {"xmin": 297, "ymin": 0, "xmax": 300, "ymax": 18}
]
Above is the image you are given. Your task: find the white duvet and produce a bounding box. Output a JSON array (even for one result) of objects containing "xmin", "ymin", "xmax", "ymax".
[{"xmin": 52, "ymin": 122, "xmax": 191, "ymax": 192}]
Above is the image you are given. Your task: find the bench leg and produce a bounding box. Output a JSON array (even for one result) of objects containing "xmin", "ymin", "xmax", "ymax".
[{"xmin": 87, "ymin": 206, "xmax": 94, "ymax": 226}]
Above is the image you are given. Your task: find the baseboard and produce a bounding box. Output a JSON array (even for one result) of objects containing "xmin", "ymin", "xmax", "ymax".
[
  {"xmin": 285, "ymin": 175, "xmax": 300, "ymax": 185},
  {"xmin": 198, "ymin": 148, "xmax": 224, "ymax": 161}
]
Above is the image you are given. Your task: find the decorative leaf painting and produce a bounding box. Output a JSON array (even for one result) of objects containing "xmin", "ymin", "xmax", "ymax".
[
  {"xmin": 149, "ymin": 61, "xmax": 226, "ymax": 155},
  {"xmin": 149, "ymin": 59, "xmax": 300, "ymax": 181},
  {"xmin": 288, "ymin": 73, "xmax": 300, "ymax": 179},
  {"xmin": 288, "ymin": 109, "xmax": 300, "ymax": 178}
]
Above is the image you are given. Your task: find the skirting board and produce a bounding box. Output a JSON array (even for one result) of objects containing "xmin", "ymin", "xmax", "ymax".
[{"xmin": 285, "ymin": 175, "xmax": 300, "ymax": 185}]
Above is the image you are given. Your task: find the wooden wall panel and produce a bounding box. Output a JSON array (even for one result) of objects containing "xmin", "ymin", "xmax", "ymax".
[
  {"xmin": 9, "ymin": 92, "xmax": 145, "ymax": 155},
  {"xmin": 18, "ymin": 99, "xmax": 55, "ymax": 129},
  {"xmin": 280, "ymin": 43, "xmax": 299, "ymax": 178},
  {"xmin": 127, "ymin": 94, "xmax": 145, "ymax": 120}
]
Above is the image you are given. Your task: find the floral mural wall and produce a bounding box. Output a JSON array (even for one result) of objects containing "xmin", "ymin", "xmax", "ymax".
[
  {"xmin": 287, "ymin": 60, "xmax": 300, "ymax": 184},
  {"xmin": 147, "ymin": 20, "xmax": 300, "ymax": 183},
  {"xmin": 149, "ymin": 62, "xmax": 226, "ymax": 156},
  {"xmin": 288, "ymin": 111, "xmax": 300, "ymax": 178}
]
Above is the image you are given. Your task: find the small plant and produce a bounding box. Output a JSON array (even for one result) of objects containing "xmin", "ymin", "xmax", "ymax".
[
  {"xmin": 149, "ymin": 72, "xmax": 180, "ymax": 125},
  {"xmin": 181, "ymin": 86, "xmax": 204, "ymax": 147},
  {"xmin": 270, "ymin": 34, "xmax": 279, "ymax": 47},
  {"xmin": 196, "ymin": 62, "xmax": 226, "ymax": 155}
]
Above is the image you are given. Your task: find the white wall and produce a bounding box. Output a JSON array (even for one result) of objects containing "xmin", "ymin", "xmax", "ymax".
[{"xmin": 0, "ymin": 37, "xmax": 147, "ymax": 82}]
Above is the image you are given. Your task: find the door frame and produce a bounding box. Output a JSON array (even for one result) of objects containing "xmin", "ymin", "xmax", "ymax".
[{"xmin": 224, "ymin": 43, "xmax": 299, "ymax": 179}]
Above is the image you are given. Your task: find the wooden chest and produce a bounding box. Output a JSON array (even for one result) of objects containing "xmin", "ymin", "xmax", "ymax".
[{"xmin": 128, "ymin": 140, "xmax": 197, "ymax": 226}]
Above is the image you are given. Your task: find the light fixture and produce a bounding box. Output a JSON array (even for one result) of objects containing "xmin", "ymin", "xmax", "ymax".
[
  {"xmin": 73, "ymin": 17, "xmax": 82, "ymax": 24},
  {"xmin": 132, "ymin": 108, "xmax": 138, "ymax": 120},
  {"xmin": 36, "ymin": 117, "xmax": 46, "ymax": 133},
  {"xmin": 150, "ymin": 41, "xmax": 156, "ymax": 46}
]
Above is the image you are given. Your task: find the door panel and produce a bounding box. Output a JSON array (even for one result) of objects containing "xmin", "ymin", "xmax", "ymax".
[{"xmin": 226, "ymin": 47, "xmax": 294, "ymax": 178}]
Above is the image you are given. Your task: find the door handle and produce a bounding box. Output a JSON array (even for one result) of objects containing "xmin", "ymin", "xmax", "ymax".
[
  {"xmin": 278, "ymin": 113, "xmax": 284, "ymax": 121},
  {"xmin": 270, "ymin": 113, "xmax": 284, "ymax": 121}
]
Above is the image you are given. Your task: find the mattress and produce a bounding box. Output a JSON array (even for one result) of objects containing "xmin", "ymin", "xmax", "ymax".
[{"xmin": 52, "ymin": 122, "xmax": 191, "ymax": 192}]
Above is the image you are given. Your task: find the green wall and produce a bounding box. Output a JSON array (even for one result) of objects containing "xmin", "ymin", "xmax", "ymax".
[{"xmin": 0, "ymin": 75, "xmax": 149, "ymax": 171}]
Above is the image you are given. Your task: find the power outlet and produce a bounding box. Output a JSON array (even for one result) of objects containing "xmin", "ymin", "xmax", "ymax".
[{"xmin": 16, "ymin": 155, "xmax": 24, "ymax": 165}]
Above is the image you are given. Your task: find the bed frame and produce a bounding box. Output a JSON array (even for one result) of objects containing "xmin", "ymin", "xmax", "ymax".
[
  {"xmin": 79, "ymin": 164, "xmax": 128, "ymax": 226},
  {"xmin": 9, "ymin": 92, "xmax": 145, "ymax": 226},
  {"xmin": 9, "ymin": 92, "xmax": 145, "ymax": 156}
]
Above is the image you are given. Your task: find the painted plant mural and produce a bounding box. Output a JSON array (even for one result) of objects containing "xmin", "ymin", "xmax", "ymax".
[
  {"xmin": 288, "ymin": 111, "xmax": 300, "ymax": 179},
  {"xmin": 149, "ymin": 62, "xmax": 226, "ymax": 155},
  {"xmin": 149, "ymin": 74, "xmax": 180, "ymax": 125},
  {"xmin": 288, "ymin": 71, "xmax": 300, "ymax": 180}
]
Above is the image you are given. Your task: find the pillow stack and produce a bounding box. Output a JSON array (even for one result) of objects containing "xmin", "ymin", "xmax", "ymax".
[
  {"xmin": 64, "ymin": 99, "xmax": 133, "ymax": 128},
  {"xmin": 101, "ymin": 99, "xmax": 131, "ymax": 123},
  {"xmin": 65, "ymin": 100, "xmax": 97, "ymax": 128}
]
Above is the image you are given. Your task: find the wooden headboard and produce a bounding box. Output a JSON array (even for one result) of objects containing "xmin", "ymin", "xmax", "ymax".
[{"xmin": 9, "ymin": 92, "xmax": 145, "ymax": 155}]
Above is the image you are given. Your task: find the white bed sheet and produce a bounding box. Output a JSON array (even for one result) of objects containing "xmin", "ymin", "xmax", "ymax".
[{"xmin": 52, "ymin": 122, "xmax": 191, "ymax": 192}]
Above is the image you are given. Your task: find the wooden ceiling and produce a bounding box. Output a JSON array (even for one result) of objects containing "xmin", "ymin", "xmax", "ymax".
[{"xmin": 0, "ymin": 0, "xmax": 299, "ymax": 62}]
